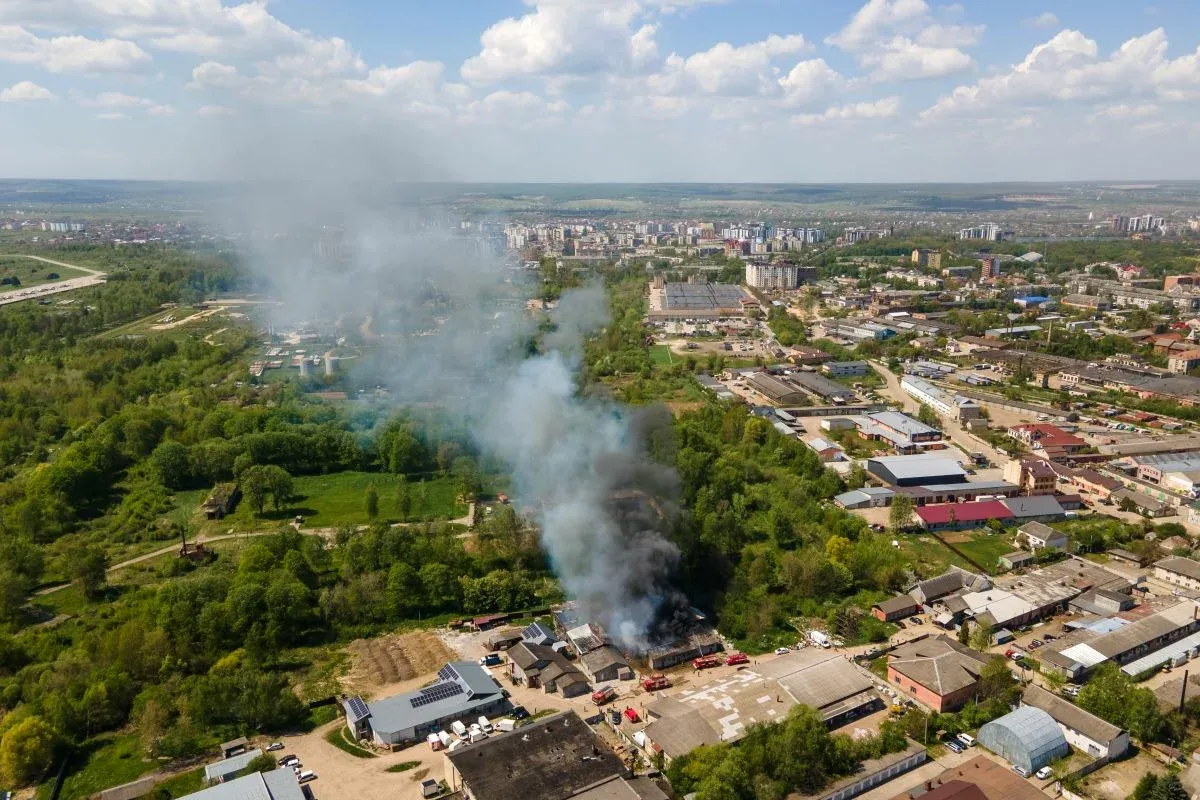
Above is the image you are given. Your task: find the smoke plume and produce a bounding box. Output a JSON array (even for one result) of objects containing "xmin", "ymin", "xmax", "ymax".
[{"xmin": 217, "ymin": 121, "xmax": 684, "ymax": 648}]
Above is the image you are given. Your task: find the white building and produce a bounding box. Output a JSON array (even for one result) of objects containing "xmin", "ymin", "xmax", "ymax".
[
  {"xmin": 959, "ymin": 222, "xmax": 1002, "ymax": 241},
  {"xmin": 900, "ymin": 375, "xmax": 983, "ymax": 421},
  {"xmin": 1154, "ymin": 557, "xmax": 1200, "ymax": 592},
  {"xmin": 745, "ymin": 262, "xmax": 813, "ymax": 290},
  {"xmin": 1022, "ymin": 685, "xmax": 1130, "ymax": 760}
]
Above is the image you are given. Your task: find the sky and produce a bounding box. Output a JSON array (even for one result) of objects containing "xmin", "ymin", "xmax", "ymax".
[{"xmin": 2, "ymin": 0, "xmax": 1200, "ymax": 183}]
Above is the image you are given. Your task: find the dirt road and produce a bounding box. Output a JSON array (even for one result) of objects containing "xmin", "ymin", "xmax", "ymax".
[{"xmin": 32, "ymin": 527, "xmax": 338, "ymax": 597}]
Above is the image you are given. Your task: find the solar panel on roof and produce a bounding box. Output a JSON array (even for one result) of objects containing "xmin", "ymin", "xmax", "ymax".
[
  {"xmin": 346, "ymin": 696, "xmax": 370, "ymax": 721},
  {"xmin": 410, "ymin": 681, "xmax": 464, "ymax": 708}
]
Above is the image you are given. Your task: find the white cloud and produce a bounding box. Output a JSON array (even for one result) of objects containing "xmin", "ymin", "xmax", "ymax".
[
  {"xmin": 778, "ymin": 58, "xmax": 843, "ymax": 107},
  {"xmin": 860, "ymin": 37, "xmax": 973, "ymax": 81},
  {"xmin": 1025, "ymin": 11, "xmax": 1059, "ymax": 28},
  {"xmin": 79, "ymin": 90, "xmax": 151, "ymax": 107},
  {"xmin": 793, "ymin": 96, "xmax": 900, "ymax": 125},
  {"xmin": 1089, "ymin": 103, "xmax": 1158, "ymax": 121},
  {"xmin": 826, "ymin": 0, "xmax": 930, "ymax": 51},
  {"xmin": 148, "ymin": 103, "xmax": 173, "ymax": 115},
  {"xmin": 461, "ymin": 0, "xmax": 659, "ymax": 84},
  {"xmin": 825, "ymin": 0, "xmax": 978, "ymax": 81},
  {"xmin": 652, "ymin": 34, "xmax": 807, "ymax": 96},
  {"xmin": 344, "ymin": 60, "xmax": 447, "ymax": 97},
  {"xmin": 919, "ymin": 28, "xmax": 1200, "ymax": 121},
  {"xmin": 0, "ymin": 24, "xmax": 149, "ymax": 74},
  {"xmin": 197, "ymin": 104, "xmax": 235, "ymax": 117},
  {"xmin": 96, "ymin": 111, "xmax": 129, "ymax": 120},
  {"xmin": 187, "ymin": 60, "xmax": 243, "ymax": 90},
  {"xmin": 0, "ymin": 80, "xmax": 54, "ymax": 102}
]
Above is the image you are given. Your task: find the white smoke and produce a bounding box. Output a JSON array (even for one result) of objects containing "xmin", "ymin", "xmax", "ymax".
[{"xmin": 214, "ymin": 118, "xmax": 684, "ymax": 648}]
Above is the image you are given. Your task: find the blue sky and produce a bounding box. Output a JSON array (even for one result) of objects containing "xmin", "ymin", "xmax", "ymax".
[{"xmin": 1, "ymin": 0, "xmax": 1200, "ymax": 182}]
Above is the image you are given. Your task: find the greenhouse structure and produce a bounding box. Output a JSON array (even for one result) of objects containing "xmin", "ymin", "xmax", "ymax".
[{"xmin": 977, "ymin": 706, "xmax": 1069, "ymax": 772}]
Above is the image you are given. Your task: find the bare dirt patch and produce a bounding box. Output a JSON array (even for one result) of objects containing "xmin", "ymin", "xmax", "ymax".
[
  {"xmin": 343, "ymin": 631, "xmax": 457, "ymax": 694},
  {"xmin": 940, "ymin": 531, "xmax": 972, "ymax": 544}
]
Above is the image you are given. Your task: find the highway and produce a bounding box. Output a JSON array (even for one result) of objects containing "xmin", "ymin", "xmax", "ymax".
[{"xmin": 0, "ymin": 253, "xmax": 107, "ymax": 306}]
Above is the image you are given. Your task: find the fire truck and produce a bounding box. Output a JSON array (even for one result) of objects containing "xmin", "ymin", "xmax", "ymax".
[
  {"xmin": 724, "ymin": 652, "xmax": 749, "ymax": 666},
  {"xmin": 692, "ymin": 655, "xmax": 720, "ymax": 670},
  {"xmin": 641, "ymin": 674, "xmax": 670, "ymax": 692}
]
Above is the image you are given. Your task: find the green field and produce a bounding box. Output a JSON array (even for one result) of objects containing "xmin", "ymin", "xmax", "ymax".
[
  {"xmin": 897, "ymin": 534, "xmax": 976, "ymax": 577},
  {"xmin": 650, "ymin": 345, "xmax": 675, "ymax": 366},
  {"xmin": 0, "ymin": 255, "xmax": 88, "ymax": 287},
  {"xmin": 949, "ymin": 530, "xmax": 1019, "ymax": 573},
  {"xmin": 203, "ymin": 471, "xmax": 467, "ymax": 532}
]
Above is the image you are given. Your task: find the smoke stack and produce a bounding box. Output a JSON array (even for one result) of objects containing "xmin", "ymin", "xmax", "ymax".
[{"xmin": 1181, "ymin": 669, "xmax": 1189, "ymax": 714}]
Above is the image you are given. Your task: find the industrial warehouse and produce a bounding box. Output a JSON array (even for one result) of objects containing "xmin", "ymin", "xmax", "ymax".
[{"xmin": 627, "ymin": 650, "xmax": 881, "ymax": 763}]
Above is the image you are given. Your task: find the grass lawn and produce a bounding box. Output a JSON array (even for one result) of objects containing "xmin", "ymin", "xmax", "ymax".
[
  {"xmin": 949, "ymin": 530, "xmax": 1018, "ymax": 573},
  {"xmin": 649, "ymin": 345, "xmax": 674, "ymax": 366},
  {"xmin": 897, "ymin": 534, "xmax": 976, "ymax": 578},
  {"xmin": 42, "ymin": 734, "xmax": 156, "ymax": 800},
  {"xmin": 0, "ymin": 255, "xmax": 89, "ymax": 287},
  {"xmin": 324, "ymin": 726, "xmax": 376, "ymax": 758},
  {"xmin": 204, "ymin": 471, "xmax": 467, "ymax": 532},
  {"xmin": 386, "ymin": 761, "xmax": 421, "ymax": 773},
  {"xmin": 155, "ymin": 768, "xmax": 204, "ymax": 799},
  {"xmin": 28, "ymin": 583, "xmax": 89, "ymax": 618}
]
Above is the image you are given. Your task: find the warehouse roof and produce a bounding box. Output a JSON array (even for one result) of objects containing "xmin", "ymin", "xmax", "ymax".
[
  {"xmin": 184, "ymin": 769, "xmax": 304, "ymax": 800},
  {"xmin": 1001, "ymin": 495, "xmax": 1065, "ymax": 519},
  {"xmin": 1091, "ymin": 601, "xmax": 1199, "ymax": 659},
  {"xmin": 1021, "ymin": 685, "xmax": 1123, "ymax": 745},
  {"xmin": 916, "ymin": 501, "xmax": 1013, "ymax": 526},
  {"xmin": 889, "ymin": 636, "xmax": 990, "ymax": 696},
  {"xmin": 867, "ymin": 454, "xmax": 968, "ymax": 482},
  {"xmin": 362, "ymin": 662, "xmax": 504, "ymax": 738},
  {"xmin": 204, "ymin": 749, "xmax": 264, "ymax": 782},
  {"xmin": 876, "ymin": 595, "xmax": 921, "ymax": 616},
  {"xmin": 447, "ymin": 712, "xmax": 627, "ymax": 800},
  {"xmin": 866, "ymin": 411, "xmax": 938, "ymax": 437},
  {"xmin": 1156, "ymin": 556, "xmax": 1200, "ymax": 582}
]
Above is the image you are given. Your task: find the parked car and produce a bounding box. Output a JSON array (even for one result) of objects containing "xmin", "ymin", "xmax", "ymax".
[
  {"xmin": 510, "ymin": 706, "xmax": 530, "ymax": 720},
  {"xmin": 266, "ymin": 742, "xmax": 284, "ymax": 752},
  {"xmin": 1035, "ymin": 767, "xmax": 1053, "ymax": 780},
  {"xmin": 1012, "ymin": 765, "xmax": 1030, "ymax": 778},
  {"xmin": 1043, "ymin": 634, "xmax": 1056, "ymax": 641},
  {"xmin": 774, "ymin": 647, "xmax": 790, "ymax": 655},
  {"xmin": 1030, "ymin": 639, "xmax": 1044, "ymax": 647},
  {"xmin": 480, "ymin": 653, "xmax": 502, "ymax": 667},
  {"xmin": 945, "ymin": 740, "xmax": 963, "ymax": 754},
  {"xmin": 957, "ymin": 733, "xmax": 975, "ymax": 747},
  {"xmin": 279, "ymin": 756, "xmax": 300, "ymax": 768}
]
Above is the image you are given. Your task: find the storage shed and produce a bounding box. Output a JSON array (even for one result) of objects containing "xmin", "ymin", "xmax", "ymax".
[{"xmin": 977, "ymin": 706, "xmax": 1069, "ymax": 773}]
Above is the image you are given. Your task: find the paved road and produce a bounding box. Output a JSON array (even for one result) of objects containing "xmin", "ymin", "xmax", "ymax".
[
  {"xmin": 868, "ymin": 361, "xmax": 1008, "ymax": 468},
  {"xmin": 0, "ymin": 253, "xmax": 107, "ymax": 306}
]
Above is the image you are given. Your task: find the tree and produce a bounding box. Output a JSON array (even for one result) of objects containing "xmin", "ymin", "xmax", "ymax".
[
  {"xmin": 395, "ymin": 476, "xmax": 412, "ymax": 520},
  {"xmin": 150, "ymin": 440, "xmax": 192, "ymax": 489},
  {"xmin": 65, "ymin": 544, "xmax": 108, "ymax": 599},
  {"xmin": 824, "ymin": 536, "xmax": 852, "ymax": 568},
  {"xmin": 977, "ymin": 656, "xmax": 1017, "ymax": 701},
  {"xmin": 1149, "ymin": 774, "xmax": 1189, "ymax": 800},
  {"xmin": 365, "ymin": 483, "xmax": 379, "ymax": 521},
  {"xmin": 241, "ymin": 466, "xmax": 269, "ymax": 516},
  {"xmin": 1042, "ymin": 670, "xmax": 1066, "ymax": 693},
  {"xmin": 889, "ymin": 494, "xmax": 914, "ymax": 533},
  {"xmin": 957, "ymin": 621, "xmax": 971, "ymax": 646},
  {"xmin": 1131, "ymin": 773, "xmax": 1158, "ymax": 800},
  {"xmin": 969, "ymin": 622, "xmax": 993, "ymax": 651},
  {"xmin": 0, "ymin": 569, "xmax": 30, "ymax": 624},
  {"xmin": 0, "ymin": 716, "xmax": 58, "ymax": 787},
  {"xmin": 263, "ymin": 466, "xmax": 294, "ymax": 512}
]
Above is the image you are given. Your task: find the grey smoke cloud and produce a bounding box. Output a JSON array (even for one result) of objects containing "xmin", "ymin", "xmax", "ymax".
[{"xmin": 219, "ymin": 119, "xmax": 683, "ymax": 648}]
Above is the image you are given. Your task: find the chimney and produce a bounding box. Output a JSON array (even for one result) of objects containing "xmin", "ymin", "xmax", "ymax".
[{"xmin": 1181, "ymin": 669, "xmax": 1189, "ymax": 715}]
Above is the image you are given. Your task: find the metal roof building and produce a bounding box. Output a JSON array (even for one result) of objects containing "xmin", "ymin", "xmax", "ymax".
[
  {"xmin": 184, "ymin": 769, "xmax": 304, "ymax": 800},
  {"xmin": 977, "ymin": 706, "xmax": 1069, "ymax": 773},
  {"xmin": 203, "ymin": 749, "xmax": 264, "ymax": 784},
  {"xmin": 1021, "ymin": 685, "xmax": 1130, "ymax": 759},
  {"xmin": 834, "ymin": 486, "xmax": 895, "ymax": 509},
  {"xmin": 866, "ymin": 454, "xmax": 968, "ymax": 488},
  {"xmin": 344, "ymin": 662, "xmax": 508, "ymax": 746}
]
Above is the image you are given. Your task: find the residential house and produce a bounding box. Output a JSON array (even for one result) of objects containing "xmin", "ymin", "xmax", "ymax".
[
  {"xmin": 1008, "ymin": 424, "xmax": 1087, "ymax": 457},
  {"xmin": 1003, "ymin": 457, "xmax": 1058, "ymax": 496},
  {"xmin": 579, "ymin": 646, "xmax": 633, "ymax": 683},
  {"xmin": 909, "ymin": 568, "xmax": 992, "ymax": 606},
  {"xmin": 1112, "ymin": 487, "xmax": 1172, "ymax": 517},
  {"xmin": 1016, "ymin": 521, "xmax": 1068, "ymax": 551}
]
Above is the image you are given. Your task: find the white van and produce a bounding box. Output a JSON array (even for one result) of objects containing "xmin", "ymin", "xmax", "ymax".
[
  {"xmin": 956, "ymin": 733, "xmax": 975, "ymax": 747},
  {"xmin": 478, "ymin": 716, "xmax": 494, "ymax": 734},
  {"xmin": 496, "ymin": 718, "xmax": 516, "ymax": 732},
  {"xmin": 298, "ymin": 771, "xmax": 317, "ymax": 784},
  {"xmin": 450, "ymin": 720, "xmax": 468, "ymax": 737}
]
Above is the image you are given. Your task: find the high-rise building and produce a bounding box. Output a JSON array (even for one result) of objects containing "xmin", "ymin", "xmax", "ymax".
[
  {"xmin": 912, "ymin": 249, "xmax": 942, "ymax": 269},
  {"xmin": 979, "ymin": 256, "xmax": 1001, "ymax": 279},
  {"xmin": 959, "ymin": 223, "xmax": 1002, "ymax": 241},
  {"xmin": 745, "ymin": 262, "xmax": 816, "ymax": 290}
]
